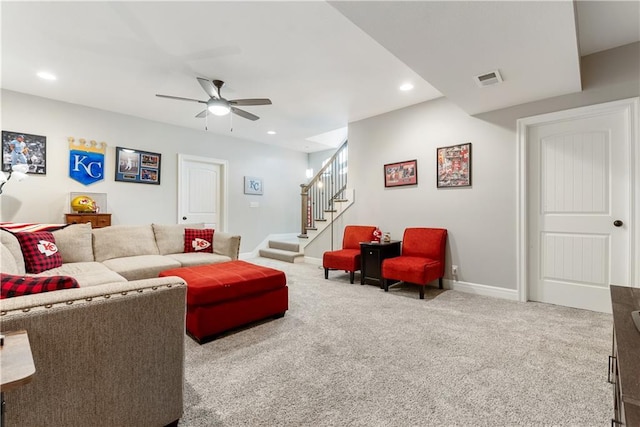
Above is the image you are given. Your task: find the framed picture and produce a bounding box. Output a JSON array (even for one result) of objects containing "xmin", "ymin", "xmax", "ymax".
[
  {"xmin": 115, "ymin": 146, "xmax": 161, "ymax": 184},
  {"xmin": 244, "ymin": 176, "xmax": 263, "ymax": 195},
  {"xmin": 437, "ymin": 143, "xmax": 471, "ymax": 188},
  {"xmin": 384, "ymin": 159, "xmax": 417, "ymax": 187},
  {"xmin": 2, "ymin": 130, "xmax": 46, "ymax": 174}
]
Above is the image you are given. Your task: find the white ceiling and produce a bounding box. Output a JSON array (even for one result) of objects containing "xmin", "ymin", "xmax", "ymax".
[{"xmin": 1, "ymin": 1, "xmax": 638, "ymax": 153}]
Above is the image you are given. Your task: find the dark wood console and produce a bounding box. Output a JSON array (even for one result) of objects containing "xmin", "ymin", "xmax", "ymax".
[
  {"xmin": 609, "ymin": 285, "xmax": 640, "ymax": 426},
  {"xmin": 359, "ymin": 240, "xmax": 401, "ymax": 287},
  {"xmin": 65, "ymin": 213, "xmax": 111, "ymax": 229}
]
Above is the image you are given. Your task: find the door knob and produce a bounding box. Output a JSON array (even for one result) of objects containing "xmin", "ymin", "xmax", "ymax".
[
  {"xmin": 613, "ymin": 220, "xmax": 623, "ymax": 227},
  {"xmin": 182, "ymin": 216, "xmax": 187, "ymax": 220}
]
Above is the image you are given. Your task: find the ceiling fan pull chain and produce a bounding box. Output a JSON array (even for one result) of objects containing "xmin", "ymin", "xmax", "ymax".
[
  {"xmin": 205, "ymin": 110, "xmax": 208, "ymax": 131},
  {"xmin": 230, "ymin": 111, "xmax": 233, "ymax": 132}
]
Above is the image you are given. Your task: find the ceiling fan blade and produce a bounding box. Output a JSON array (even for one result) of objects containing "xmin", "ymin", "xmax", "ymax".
[
  {"xmin": 229, "ymin": 98, "xmax": 272, "ymax": 106},
  {"xmin": 197, "ymin": 77, "xmax": 219, "ymax": 99},
  {"xmin": 156, "ymin": 94, "xmax": 206, "ymax": 104},
  {"xmin": 195, "ymin": 109, "xmax": 208, "ymax": 118},
  {"xmin": 231, "ymin": 107, "xmax": 259, "ymax": 121}
]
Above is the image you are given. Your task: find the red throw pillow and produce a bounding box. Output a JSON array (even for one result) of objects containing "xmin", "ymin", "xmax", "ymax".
[
  {"xmin": 1, "ymin": 273, "xmax": 79, "ymax": 299},
  {"xmin": 184, "ymin": 228, "xmax": 214, "ymax": 253},
  {"xmin": 14, "ymin": 231, "xmax": 63, "ymax": 273}
]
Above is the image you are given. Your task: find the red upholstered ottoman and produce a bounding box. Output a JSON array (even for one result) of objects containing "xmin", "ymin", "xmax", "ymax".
[{"xmin": 159, "ymin": 260, "xmax": 288, "ymax": 343}]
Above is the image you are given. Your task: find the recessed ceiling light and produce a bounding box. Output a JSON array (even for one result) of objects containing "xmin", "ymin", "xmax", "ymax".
[
  {"xmin": 37, "ymin": 71, "xmax": 57, "ymax": 81},
  {"xmin": 267, "ymin": 131, "xmax": 276, "ymax": 135},
  {"xmin": 399, "ymin": 83, "xmax": 414, "ymax": 91}
]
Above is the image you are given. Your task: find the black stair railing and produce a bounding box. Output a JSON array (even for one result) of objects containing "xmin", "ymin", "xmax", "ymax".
[{"xmin": 299, "ymin": 140, "xmax": 348, "ymax": 237}]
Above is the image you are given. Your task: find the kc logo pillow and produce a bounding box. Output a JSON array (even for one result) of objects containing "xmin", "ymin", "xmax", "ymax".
[
  {"xmin": 184, "ymin": 229, "xmax": 214, "ymax": 253},
  {"xmin": 15, "ymin": 231, "xmax": 63, "ymax": 273}
]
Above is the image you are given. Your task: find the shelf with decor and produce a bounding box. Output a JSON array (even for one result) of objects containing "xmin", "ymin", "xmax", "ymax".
[
  {"xmin": 66, "ymin": 192, "xmax": 110, "ymax": 228},
  {"xmin": 65, "ymin": 213, "xmax": 111, "ymax": 228}
]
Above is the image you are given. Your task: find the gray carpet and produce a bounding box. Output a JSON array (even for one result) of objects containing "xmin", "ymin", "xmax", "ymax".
[{"xmin": 179, "ymin": 258, "xmax": 612, "ymax": 426}]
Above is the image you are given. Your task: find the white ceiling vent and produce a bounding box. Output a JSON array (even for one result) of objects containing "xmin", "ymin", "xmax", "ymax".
[{"xmin": 474, "ymin": 70, "xmax": 503, "ymax": 87}]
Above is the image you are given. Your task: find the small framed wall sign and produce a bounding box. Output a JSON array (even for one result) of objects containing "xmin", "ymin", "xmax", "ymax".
[
  {"xmin": 384, "ymin": 159, "xmax": 417, "ymax": 187},
  {"xmin": 244, "ymin": 176, "xmax": 263, "ymax": 195},
  {"xmin": 437, "ymin": 142, "xmax": 471, "ymax": 188},
  {"xmin": 2, "ymin": 130, "xmax": 47, "ymax": 174},
  {"xmin": 115, "ymin": 146, "xmax": 161, "ymax": 185}
]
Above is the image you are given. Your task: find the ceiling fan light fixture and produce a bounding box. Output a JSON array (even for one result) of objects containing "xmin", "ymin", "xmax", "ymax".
[{"xmin": 208, "ymin": 99, "xmax": 231, "ymax": 116}]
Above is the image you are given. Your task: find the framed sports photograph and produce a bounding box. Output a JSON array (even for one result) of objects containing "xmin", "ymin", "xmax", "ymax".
[
  {"xmin": 437, "ymin": 143, "xmax": 471, "ymax": 188},
  {"xmin": 384, "ymin": 159, "xmax": 417, "ymax": 187},
  {"xmin": 2, "ymin": 130, "xmax": 47, "ymax": 174},
  {"xmin": 115, "ymin": 146, "xmax": 161, "ymax": 184}
]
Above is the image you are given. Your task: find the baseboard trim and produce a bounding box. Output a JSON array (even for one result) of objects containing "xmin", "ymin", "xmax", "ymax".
[
  {"xmin": 260, "ymin": 256, "xmax": 518, "ymax": 301},
  {"xmin": 444, "ymin": 279, "xmax": 518, "ymax": 301},
  {"xmin": 304, "ymin": 256, "xmax": 322, "ymax": 266}
]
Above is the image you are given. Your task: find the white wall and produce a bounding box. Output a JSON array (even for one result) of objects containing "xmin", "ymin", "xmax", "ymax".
[
  {"xmin": 348, "ymin": 99, "xmax": 517, "ymax": 289},
  {"xmin": 305, "ymin": 42, "xmax": 640, "ymax": 292},
  {"xmin": 2, "ymin": 41, "xmax": 637, "ymax": 279},
  {"xmin": 0, "ymin": 90, "xmax": 308, "ymax": 252}
]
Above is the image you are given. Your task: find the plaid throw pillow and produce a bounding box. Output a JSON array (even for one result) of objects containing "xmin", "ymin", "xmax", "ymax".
[
  {"xmin": 1, "ymin": 273, "xmax": 79, "ymax": 299},
  {"xmin": 14, "ymin": 231, "xmax": 63, "ymax": 273},
  {"xmin": 184, "ymin": 228, "xmax": 214, "ymax": 253}
]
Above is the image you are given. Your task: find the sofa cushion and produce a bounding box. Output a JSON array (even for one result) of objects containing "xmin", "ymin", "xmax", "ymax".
[
  {"xmin": 52, "ymin": 222, "xmax": 94, "ymax": 263},
  {"xmin": 15, "ymin": 231, "xmax": 63, "ymax": 274},
  {"xmin": 184, "ymin": 229, "xmax": 214, "ymax": 253},
  {"xmin": 102, "ymin": 255, "xmax": 181, "ymax": 281},
  {"xmin": 38, "ymin": 262, "xmax": 127, "ymax": 287},
  {"xmin": 0, "ymin": 229, "xmax": 27, "ymax": 274},
  {"xmin": 93, "ymin": 225, "xmax": 160, "ymax": 262},
  {"xmin": 166, "ymin": 252, "xmax": 231, "ymax": 267},
  {"xmin": 0, "ymin": 242, "xmax": 20, "ymax": 275},
  {"xmin": 213, "ymin": 231, "xmax": 241, "ymax": 260},
  {"xmin": 1, "ymin": 273, "xmax": 79, "ymax": 299},
  {"xmin": 152, "ymin": 223, "xmax": 204, "ymax": 255}
]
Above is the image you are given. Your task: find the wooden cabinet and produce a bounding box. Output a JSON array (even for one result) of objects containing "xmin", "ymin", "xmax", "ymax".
[
  {"xmin": 65, "ymin": 213, "xmax": 111, "ymax": 229},
  {"xmin": 359, "ymin": 240, "xmax": 401, "ymax": 287},
  {"xmin": 610, "ymin": 285, "xmax": 640, "ymax": 426}
]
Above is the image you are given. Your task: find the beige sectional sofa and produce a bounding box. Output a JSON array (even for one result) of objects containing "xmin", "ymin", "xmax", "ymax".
[
  {"xmin": 1, "ymin": 222, "xmax": 241, "ymax": 284},
  {"xmin": 0, "ymin": 223, "xmax": 241, "ymax": 427}
]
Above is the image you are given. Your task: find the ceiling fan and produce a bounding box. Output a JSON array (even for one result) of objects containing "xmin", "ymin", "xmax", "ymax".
[{"xmin": 156, "ymin": 77, "xmax": 272, "ymax": 121}]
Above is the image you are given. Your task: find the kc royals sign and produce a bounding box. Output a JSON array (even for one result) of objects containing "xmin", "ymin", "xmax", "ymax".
[{"xmin": 68, "ymin": 137, "xmax": 106, "ymax": 185}]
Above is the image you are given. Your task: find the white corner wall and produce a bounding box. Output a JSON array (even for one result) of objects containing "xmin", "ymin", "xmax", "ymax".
[
  {"xmin": 0, "ymin": 90, "xmax": 307, "ymax": 252},
  {"xmin": 347, "ymin": 98, "xmax": 517, "ymax": 289},
  {"xmin": 305, "ymin": 42, "xmax": 639, "ymax": 294}
]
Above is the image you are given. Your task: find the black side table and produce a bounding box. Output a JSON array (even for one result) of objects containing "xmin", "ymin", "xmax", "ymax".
[{"xmin": 360, "ymin": 240, "xmax": 401, "ymax": 288}]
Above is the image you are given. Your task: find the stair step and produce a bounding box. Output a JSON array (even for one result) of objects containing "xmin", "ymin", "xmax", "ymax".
[
  {"xmin": 268, "ymin": 240, "xmax": 300, "ymax": 252},
  {"xmin": 259, "ymin": 247, "xmax": 305, "ymax": 263}
]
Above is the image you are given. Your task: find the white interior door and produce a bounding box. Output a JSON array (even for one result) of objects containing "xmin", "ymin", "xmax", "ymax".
[
  {"xmin": 178, "ymin": 154, "xmax": 227, "ymax": 230},
  {"xmin": 527, "ymin": 102, "xmax": 633, "ymax": 312}
]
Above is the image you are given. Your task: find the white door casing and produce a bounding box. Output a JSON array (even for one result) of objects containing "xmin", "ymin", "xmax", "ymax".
[
  {"xmin": 178, "ymin": 154, "xmax": 228, "ymax": 231},
  {"xmin": 517, "ymin": 98, "xmax": 639, "ymax": 312}
]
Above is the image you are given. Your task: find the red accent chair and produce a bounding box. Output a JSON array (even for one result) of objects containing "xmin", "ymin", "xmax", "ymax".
[
  {"xmin": 381, "ymin": 227, "xmax": 447, "ymax": 299},
  {"xmin": 323, "ymin": 225, "xmax": 377, "ymax": 284}
]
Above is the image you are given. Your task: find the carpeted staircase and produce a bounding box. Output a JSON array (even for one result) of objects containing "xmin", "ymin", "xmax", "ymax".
[{"xmin": 259, "ymin": 240, "xmax": 304, "ymax": 263}]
